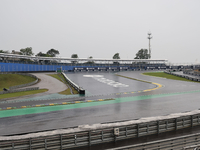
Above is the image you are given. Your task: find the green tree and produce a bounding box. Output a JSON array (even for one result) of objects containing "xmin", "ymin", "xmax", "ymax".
[
  {"xmin": 35, "ymin": 52, "xmax": 50, "ymax": 57},
  {"xmin": 71, "ymin": 54, "xmax": 78, "ymax": 63},
  {"xmin": 86, "ymin": 56, "xmax": 94, "ymax": 64},
  {"xmin": 113, "ymin": 53, "xmax": 120, "ymax": 59},
  {"xmin": 0, "ymin": 50, "xmax": 9, "ymax": 53},
  {"xmin": 46, "ymin": 49, "xmax": 59, "ymax": 57},
  {"xmin": 71, "ymin": 54, "xmax": 78, "ymax": 58},
  {"xmin": 20, "ymin": 47, "xmax": 34, "ymax": 56},
  {"xmin": 134, "ymin": 49, "xmax": 149, "ymax": 59}
]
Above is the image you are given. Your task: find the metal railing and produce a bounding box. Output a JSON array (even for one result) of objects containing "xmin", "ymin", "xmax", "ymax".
[
  {"xmin": 62, "ymin": 72, "xmax": 85, "ymax": 94},
  {"xmin": 108, "ymin": 132, "xmax": 200, "ymax": 150},
  {"xmin": 0, "ymin": 72, "xmax": 39, "ymax": 94},
  {"xmin": 1, "ymin": 112, "xmax": 200, "ymax": 149},
  {"xmin": 165, "ymin": 70, "xmax": 200, "ymax": 81}
]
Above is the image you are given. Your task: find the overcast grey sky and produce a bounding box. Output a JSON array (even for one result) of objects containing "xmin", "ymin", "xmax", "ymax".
[{"xmin": 0, "ymin": 0, "xmax": 200, "ymax": 63}]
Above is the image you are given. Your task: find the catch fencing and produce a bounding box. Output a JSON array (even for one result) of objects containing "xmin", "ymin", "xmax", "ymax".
[{"xmin": 1, "ymin": 111, "xmax": 200, "ymax": 149}]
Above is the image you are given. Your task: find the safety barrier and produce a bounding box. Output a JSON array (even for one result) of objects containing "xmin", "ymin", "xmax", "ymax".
[
  {"xmin": 0, "ymin": 72, "xmax": 38, "ymax": 90},
  {"xmin": 0, "ymin": 87, "xmax": 39, "ymax": 94},
  {"xmin": 109, "ymin": 132, "xmax": 200, "ymax": 150},
  {"xmin": 61, "ymin": 72, "xmax": 85, "ymax": 94},
  {"xmin": 9, "ymin": 73, "xmax": 38, "ymax": 90},
  {"xmin": 0, "ymin": 62, "xmax": 167, "ymax": 72},
  {"xmin": 1, "ymin": 110, "xmax": 200, "ymax": 149},
  {"xmin": 164, "ymin": 70, "xmax": 200, "ymax": 82},
  {"xmin": 0, "ymin": 62, "xmax": 73, "ymax": 72},
  {"xmin": 184, "ymin": 69, "xmax": 200, "ymax": 77},
  {"xmin": 0, "ymin": 73, "xmax": 39, "ymax": 94}
]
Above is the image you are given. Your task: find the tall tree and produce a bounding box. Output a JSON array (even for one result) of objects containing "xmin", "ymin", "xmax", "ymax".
[
  {"xmin": 86, "ymin": 56, "xmax": 94, "ymax": 64},
  {"xmin": 113, "ymin": 53, "xmax": 120, "ymax": 59},
  {"xmin": 134, "ymin": 49, "xmax": 149, "ymax": 59},
  {"xmin": 71, "ymin": 54, "xmax": 78, "ymax": 63},
  {"xmin": 35, "ymin": 52, "xmax": 50, "ymax": 57},
  {"xmin": 46, "ymin": 49, "xmax": 59, "ymax": 57},
  {"xmin": 71, "ymin": 54, "xmax": 78, "ymax": 58},
  {"xmin": 0, "ymin": 50, "xmax": 9, "ymax": 53},
  {"xmin": 20, "ymin": 47, "xmax": 34, "ymax": 56}
]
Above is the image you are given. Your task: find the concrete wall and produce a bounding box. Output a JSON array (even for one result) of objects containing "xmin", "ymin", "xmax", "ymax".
[
  {"xmin": 0, "ymin": 72, "xmax": 39, "ymax": 94},
  {"xmin": 0, "ymin": 87, "xmax": 39, "ymax": 94}
]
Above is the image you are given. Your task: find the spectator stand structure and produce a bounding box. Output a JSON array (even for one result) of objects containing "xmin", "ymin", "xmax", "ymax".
[{"xmin": 0, "ymin": 53, "xmax": 168, "ymax": 72}]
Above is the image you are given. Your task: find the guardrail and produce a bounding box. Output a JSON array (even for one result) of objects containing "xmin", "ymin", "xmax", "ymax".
[
  {"xmin": 0, "ymin": 87, "xmax": 39, "ymax": 94},
  {"xmin": 184, "ymin": 69, "xmax": 200, "ymax": 77},
  {"xmin": 1, "ymin": 110, "xmax": 200, "ymax": 149},
  {"xmin": 164, "ymin": 70, "xmax": 200, "ymax": 82},
  {"xmin": 8, "ymin": 73, "xmax": 38, "ymax": 90},
  {"xmin": 108, "ymin": 132, "xmax": 200, "ymax": 150},
  {"xmin": 0, "ymin": 72, "xmax": 39, "ymax": 94},
  {"xmin": 61, "ymin": 72, "xmax": 85, "ymax": 94}
]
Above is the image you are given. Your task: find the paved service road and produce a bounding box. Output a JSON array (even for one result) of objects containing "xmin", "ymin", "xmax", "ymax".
[
  {"xmin": 1, "ymin": 71, "xmax": 200, "ymax": 135},
  {"xmin": 31, "ymin": 73, "xmax": 67, "ymax": 94},
  {"xmin": 0, "ymin": 73, "xmax": 68, "ymax": 101}
]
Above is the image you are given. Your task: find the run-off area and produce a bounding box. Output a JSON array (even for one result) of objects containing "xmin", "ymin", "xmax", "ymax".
[{"xmin": 65, "ymin": 72, "xmax": 156, "ymax": 95}]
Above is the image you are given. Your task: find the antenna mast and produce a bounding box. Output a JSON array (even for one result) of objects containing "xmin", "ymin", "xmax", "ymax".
[{"xmin": 147, "ymin": 32, "xmax": 153, "ymax": 59}]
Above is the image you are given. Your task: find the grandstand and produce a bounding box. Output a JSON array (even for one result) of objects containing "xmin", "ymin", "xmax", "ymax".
[{"xmin": 0, "ymin": 53, "xmax": 168, "ymax": 72}]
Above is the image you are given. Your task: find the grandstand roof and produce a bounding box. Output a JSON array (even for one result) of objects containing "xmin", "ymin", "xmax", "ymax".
[{"xmin": 0, "ymin": 53, "xmax": 168, "ymax": 64}]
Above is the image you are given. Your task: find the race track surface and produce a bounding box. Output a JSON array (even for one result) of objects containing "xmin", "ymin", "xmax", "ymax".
[{"xmin": 1, "ymin": 71, "xmax": 200, "ymax": 136}]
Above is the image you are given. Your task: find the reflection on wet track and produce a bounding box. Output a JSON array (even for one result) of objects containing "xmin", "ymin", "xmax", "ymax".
[{"xmin": 65, "ymin": 72, "xmax": 156, "ymax": 96}]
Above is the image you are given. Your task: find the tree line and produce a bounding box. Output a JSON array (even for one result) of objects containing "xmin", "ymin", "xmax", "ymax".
[{"xmin": 0, "ymin": 47, "xmax": 150, "ymax": 60}]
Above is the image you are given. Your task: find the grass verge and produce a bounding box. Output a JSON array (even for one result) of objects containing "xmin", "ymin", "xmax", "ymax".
[
  {"xmin": 143, "ymin": 72, "xmax": 198, "ymax": 82},
  {"xmin": 0, "ymin": 89, "xmax": 48, "ymax": 99},
  {"xmin": 48, "ymin": 74, "xmax": 79, "ymax": 95},
  {"xmin": 0, "ymin": 74, "xmax": 36, "ymax": 91}
]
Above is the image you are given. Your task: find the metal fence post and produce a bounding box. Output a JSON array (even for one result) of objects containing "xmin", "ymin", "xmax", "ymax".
[
  {"xmin": 137, "ymin": 124, "xmax": 139, "ymax": 138},
  {"xmin": 101, "ymin": 131, "xmax": 104, "ymax": 141},
  {"xmin": 45, "ymin": 138, "xmax": 47, "ymax": 150},
  {"xmin": 89, "ymin": 131, "xmax": 91, "ymax": 146},
  {"xmin": 157, "ymin": 121, "xmax": 159, "ymax": 134},
  {"xmin": 191, "ymin": 115, "xmax": 193, "ymax": 128},
  {"xmin": 74, "ymin": 135, "xmax": 77, "ymax": 145},
  {"xmin": 175, "ymin": 118, "xmax": 177, "ymax": 130},
  {"xmin": 60, "ymin": 134, "xmax": 63, "ymax": 150},
  {"xmin": 166, "ymin": 121, "xmax": 168, "ymax": 130},
  {"xmin": 29, "ymin": 138, "xmax": 31, "ymax": 150},
  {"xmin": 114, "ymin": 129, "xmax": 116, "ymax": 143},
  {"xmin": 125, "ymin": 127, "xmax": 127, "ymax": 137},
  {"xmin": 12, "ymin": 143, "xmax": 14, "ymax": 150}
]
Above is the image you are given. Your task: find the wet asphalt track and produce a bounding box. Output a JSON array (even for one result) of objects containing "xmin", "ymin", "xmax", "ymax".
[{"xmin": 1, "ymin": 71, "xmax": 200, "ymax": 136}]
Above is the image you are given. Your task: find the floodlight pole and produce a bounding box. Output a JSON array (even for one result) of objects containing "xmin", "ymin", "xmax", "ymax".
[{"xmin": 147, "ymin": 33, "xmax": 152, "ymax": 59}]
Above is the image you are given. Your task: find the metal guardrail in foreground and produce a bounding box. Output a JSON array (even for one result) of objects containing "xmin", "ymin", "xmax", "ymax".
[
  {"xmin": 108, "ymin": 131, "xmax": 200, "ymax": 150},
  {"xmin": 1, "ymin": 113, "xmax": 200, "ymax": 149}
]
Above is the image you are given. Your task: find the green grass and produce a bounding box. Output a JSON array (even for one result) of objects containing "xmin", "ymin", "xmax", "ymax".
[
  {"xmin": 0, "ymin": 89, "xmax": 48, "ymax": 99},
  {"xmin": 143, "ymin": 72, "xmax": 198, "ymax": 82},
  {"xmin": 48, "ymin": 74, "xmax": 79, "ymax": 95},
  {"xmin": 0, "ymin": 74, "xmax": 36, "ymax": 91},
  {"xmin": 48, "ymin": 74, "xmax": 63, "ymax": 82}
]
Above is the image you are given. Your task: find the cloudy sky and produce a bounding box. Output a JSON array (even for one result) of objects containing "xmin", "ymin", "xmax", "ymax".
[{"xmin": 0, "ymin": 0, "xmax": 200, "ymax": 63}]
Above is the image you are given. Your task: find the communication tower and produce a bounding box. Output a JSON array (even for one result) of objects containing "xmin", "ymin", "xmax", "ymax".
[{"xmin": 147, "ymin": 33, "xmax": 153, "ymax": 59}]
